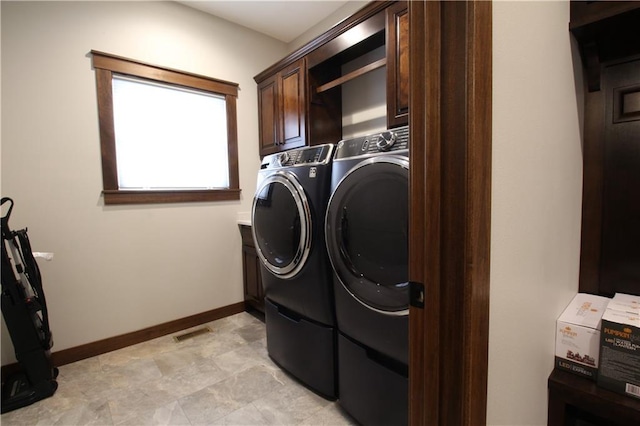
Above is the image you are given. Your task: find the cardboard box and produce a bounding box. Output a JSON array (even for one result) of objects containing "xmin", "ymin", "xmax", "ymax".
[
  {"xmin": 606, "ymin": 293, "xmax": 640, "ymax": 316},
  {"xmin": 555, "ymin": 293, "xmax": 611, "ymax": 380},
  {"xmin": 598, "ymin": 294, "xmax": 640, "ymax": 399}
]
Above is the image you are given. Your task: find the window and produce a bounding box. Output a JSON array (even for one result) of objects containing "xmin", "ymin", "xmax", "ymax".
[{"xmin": 91, "ymin": 51, "xmax": 240, "ymax": 204}]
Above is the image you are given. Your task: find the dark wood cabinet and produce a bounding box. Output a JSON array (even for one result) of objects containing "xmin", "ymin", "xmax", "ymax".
[
  {"xmin": 572, "ymin": 1, "xmax": 640, "ymax": 297},
  {"xmin": 254, "ymin": 1, "xmax": 409, "ymax": 155},
  {"xmin": 257, "ymin": 74, "xmax": 277, "ymax": 154},
  {"xmin": 257, "ymin": 59, "xmax": 306, "ymax": 157},
  {"xmin": 386, "ymin": 1, "xmax": 409, "ymax": 128},
  {"xmin": 239, "ymin": 224, "xmax": 264, "ymax": 314},
  {"xmin": 548, "ymin": 3, "xmax": 640, "ymax": 425}
]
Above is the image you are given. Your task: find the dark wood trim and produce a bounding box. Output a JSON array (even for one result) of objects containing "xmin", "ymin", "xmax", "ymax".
[
  {"xmin": 91, "ymin": 50, "xmax": 238, "ymax": 96},
  {"xmin": 409, "ymin": 0, "xmax": 491, "ymax": 424},
  {"xmin": 2, "ymin": 302, "xmax": 246, "ymax": 380},
  {"xmin": 460, "ymin": 2, "xmax": 492, "ymax": 422},
  {"xmin": 578, "ymin": 86, "xmax": 606, "ymax": 294},
  {"xmin": 409, "ymin": 1, "xmax": 442, "ymax": 424},
  {"xmin": 253, "ymin": 1, "xmax": 394, "ymax": 83},
  {"xmin": 52, "ymin": 301, "xmax": 245, "ymax": 366},
  {"xmin": 226, "ymin": 95, "xmax": 240, "ymax": 190},
  {"xmin": 102, "ymin": 188, "xmax": 241, "ymax": 205},
  {"xmin": 95, "ymin": 68, "xmax": 118, "ymax": 191}
]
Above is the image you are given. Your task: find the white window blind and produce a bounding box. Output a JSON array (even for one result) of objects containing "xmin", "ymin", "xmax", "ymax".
[{"xmin": 112, "ymin": 75, "xmax": 229, "ymax": 190}]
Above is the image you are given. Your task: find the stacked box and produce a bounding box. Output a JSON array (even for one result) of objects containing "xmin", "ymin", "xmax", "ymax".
[
  {"xmin": 598, "ymin": 293, "xmax": 640, "ymax": 399},
  {"xmin": 555, "ymin": 293, "xmax": 611, "ymax": 380},
  {"xmin": 606, "ymin": 293, "xmax": 640, "ymax": 315}
]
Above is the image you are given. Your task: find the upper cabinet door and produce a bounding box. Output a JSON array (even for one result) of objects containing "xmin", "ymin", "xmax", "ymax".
[
  {"xmin": 280, "ymin": 60, "xmax": 307, "ymax": 151},
  {"xmin": 256, "ymin": 58, "xmax": 307, "ymax": 157},
  {"xmin": 257, "ymin": 75, "xmax": 278, "ymax": 155},
  {"xmin": 386, "ymin": 1, "xmax": 409, "ymax": 128}
]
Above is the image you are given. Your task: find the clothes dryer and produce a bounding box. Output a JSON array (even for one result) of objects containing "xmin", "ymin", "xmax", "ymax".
[
  {"xmin": 325, "ymin": 126, "xmax": 409, "ymax": 425},
  {"xmin": 251, "ymin": 144, "xmax": 336, "ymax": 399}
]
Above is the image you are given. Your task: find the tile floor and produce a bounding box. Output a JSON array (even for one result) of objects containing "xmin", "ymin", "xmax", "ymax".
[{"xmin": 1, "ymin": 312, "xmax": 357, "ymax": 425}]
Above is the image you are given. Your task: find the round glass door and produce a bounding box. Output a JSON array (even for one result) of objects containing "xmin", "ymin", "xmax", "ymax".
[
  {"xmin": 325, "ymin": 156, "xmax": 409, "ymax": 314},
  {"xmin": 251, "ymin": 171, "xmax": 311, "ymax": 279}
]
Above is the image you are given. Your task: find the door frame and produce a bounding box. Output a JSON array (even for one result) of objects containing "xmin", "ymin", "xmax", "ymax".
[{"xmin": 409, "ymin": 1, "xmax": 492, "ymax": 424}]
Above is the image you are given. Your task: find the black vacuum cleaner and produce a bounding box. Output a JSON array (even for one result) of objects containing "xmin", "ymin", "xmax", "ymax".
[{"xmin": 1, "ymin": 197, "xmax": 58, "ymax": 414}]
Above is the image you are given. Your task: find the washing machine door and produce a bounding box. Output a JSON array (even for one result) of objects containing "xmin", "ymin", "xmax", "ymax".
[
  {"xmin": 326, "ymin": 156, "xmax": 409, "ymax": 315},
  {"xmin": 252, "ymin": 170, "xmax": 312, "ymax": 279}
]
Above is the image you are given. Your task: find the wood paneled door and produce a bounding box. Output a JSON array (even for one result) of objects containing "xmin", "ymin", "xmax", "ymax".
[
  {"xmin": 386, "ymin": 1, "xmax": 409, "ymax": 128},
  {"xmin": 572, "ymin": 2, "xmax": 640, "ymax": 297},
  {"xmin": 257, "ymin": 59, "xmax": 306, "ymax": 156}
]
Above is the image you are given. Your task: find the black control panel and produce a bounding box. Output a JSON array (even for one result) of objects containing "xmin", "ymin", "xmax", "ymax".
[
  {"xmin": 260, "ymin": 144, "xmax": 334, "ymax": 169},
  {"xmin": 334, "ymin": 126, "xmax": 409, "ymax": 160}
]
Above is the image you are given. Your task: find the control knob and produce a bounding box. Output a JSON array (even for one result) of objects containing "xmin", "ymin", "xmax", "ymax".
[
  {"xmin": 277, "ymin": 151, "xmax": 290, "ymax": 166},
  {"xmin": 376, "ymin": 131, "xmax": 397, "ymax": 151}
]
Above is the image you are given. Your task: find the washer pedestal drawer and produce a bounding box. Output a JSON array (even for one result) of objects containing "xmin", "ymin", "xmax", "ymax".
[
  {"xmin": 265, "ymin": 298, "xmax": 337, "ymax": 399},
  {"xmin": 337, "ymin": 332, "xmax": 408, "ymax": 426}
]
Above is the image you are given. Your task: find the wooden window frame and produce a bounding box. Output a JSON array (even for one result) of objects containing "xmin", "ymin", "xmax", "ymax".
[{"xmin": 91, "ymin": 50, "xmax": 240, "ymax": 205}]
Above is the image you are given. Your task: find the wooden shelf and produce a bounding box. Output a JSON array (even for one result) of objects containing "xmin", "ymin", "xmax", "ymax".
[
  {"xmin": 548, "ymin": 368, "xmax": 640, "ymax": 426},
  {"xmin": 316, "ymin": 58, "xmax": 386, "ymax": 93}
]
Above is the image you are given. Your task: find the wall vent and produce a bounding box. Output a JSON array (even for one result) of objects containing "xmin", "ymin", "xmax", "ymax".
[{"xmin": 173, "ymin": 326, "xmax": 211, "ymax": 342}]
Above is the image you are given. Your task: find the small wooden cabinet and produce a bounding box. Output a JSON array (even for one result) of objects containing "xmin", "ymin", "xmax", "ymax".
[
  {"xmin": 239, "ymin": 224, "xmax": 264, "ymax": 314},
  {"xmin": 386, "ymin": 1, "xmax": 409, "ymax": 128},
  {"xmin": 257, "ymin": 59, "xmax": 306, "ymax": 157}
]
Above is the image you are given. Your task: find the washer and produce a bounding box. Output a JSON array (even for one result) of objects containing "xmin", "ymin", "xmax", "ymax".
[
  {"xmin": 251, "ymin": 144, "xmax": 336, "ymax": 399},
  {"xmin": 325, "ymin": 126, "xmax": 409, "ymax": 425}
]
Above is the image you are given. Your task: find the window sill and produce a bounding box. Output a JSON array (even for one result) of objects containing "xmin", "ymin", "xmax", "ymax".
[{"xmin": 102, "ymin": 189, "xmax": 241, "ymax": 205}]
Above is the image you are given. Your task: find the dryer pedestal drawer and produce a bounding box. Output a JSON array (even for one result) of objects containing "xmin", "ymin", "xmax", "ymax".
[
  {"xmin": 265, "ymin": 298, "xmax": 337, "ymax": 399},
  {"xmin": 338, "ymin": 333, "xmax": 408, "ymax": 426}
]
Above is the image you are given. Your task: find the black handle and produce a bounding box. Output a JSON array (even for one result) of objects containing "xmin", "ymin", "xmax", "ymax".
[
  {"xmin": 1, "ymin": 197, "xmax": 14, "ymax": 239},
  {"xmin": 409, "ymin": 281, "xmax": 425, "ymax": 308}
]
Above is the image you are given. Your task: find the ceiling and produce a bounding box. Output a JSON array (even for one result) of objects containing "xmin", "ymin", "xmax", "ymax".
[{"xmin": 177, "ymin": 1, "xmax": 353, "ymax": 43}]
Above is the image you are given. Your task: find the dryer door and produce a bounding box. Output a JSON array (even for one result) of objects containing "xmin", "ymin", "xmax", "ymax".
[
  {"xmin": 252, "ymin": 171, "xmax": 312, "ymax": 279},
  {"xmin": 325, "ymin": 156, "xmax": 409, "ymax": 314}
]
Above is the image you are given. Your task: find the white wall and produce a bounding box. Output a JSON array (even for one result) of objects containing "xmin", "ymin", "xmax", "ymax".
[
  {"xmin": 287, "ymin": 1, "xmax": 369, "ymax": 51},
  {"xmin": 1, "ymin": 0, "xmax": 288, "ymax": 364},
  {"xmin": 489, "ymin": 1, "xmax": 583, "ymax": 424}
]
